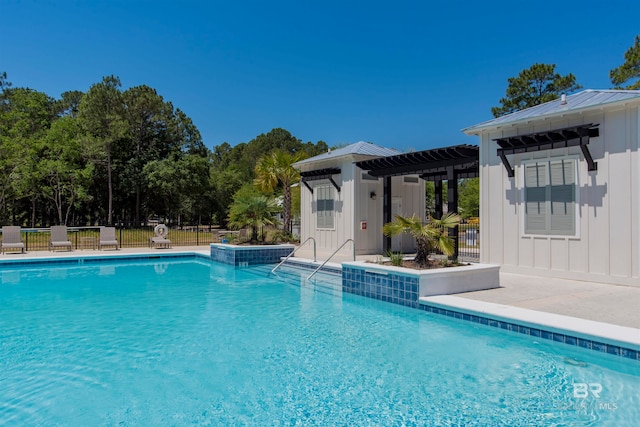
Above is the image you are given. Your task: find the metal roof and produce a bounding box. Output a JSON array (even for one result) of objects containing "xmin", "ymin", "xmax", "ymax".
[
  {"xmin": 293, "ymin": 141, "xmax": 400, "ymax": 167},
  {"xmin": 463, "ymin": 89, "xmax": 640, "ymax": 134}
]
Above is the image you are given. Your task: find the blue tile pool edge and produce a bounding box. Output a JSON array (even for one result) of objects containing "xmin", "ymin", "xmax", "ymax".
[
  {"xmin": 0, "ymin": 252, "xmax": 211, "ymax": 268},
  {"xmin": 418, "ymin": 299, "xmax": 640, "ymax": 362}
]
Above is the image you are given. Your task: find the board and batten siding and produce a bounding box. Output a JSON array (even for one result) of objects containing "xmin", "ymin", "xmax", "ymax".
[
  {"xmin": 299, "ymin": 159, "xmax": 426, "ymax": 256},
  {"xmin": 479, "ymin": 106, "xmax": 639, "ymax": 286},
  {"xmin": 299, "ymin": 159, "xmax": 353, "ymax": 251}
]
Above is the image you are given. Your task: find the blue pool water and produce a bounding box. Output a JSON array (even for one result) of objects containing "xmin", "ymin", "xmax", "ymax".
[{"xmin": 1, "ymin": 258, "xmax": 639, "ymax": 426}]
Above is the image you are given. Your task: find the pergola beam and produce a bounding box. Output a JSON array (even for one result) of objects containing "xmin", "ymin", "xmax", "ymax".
[{"xmin": 495, "ymin": 124, "xmax": 599, "ymax": 177}]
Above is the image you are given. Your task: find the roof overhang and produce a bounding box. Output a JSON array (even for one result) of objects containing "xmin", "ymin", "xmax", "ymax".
[
  {"xmin": 355, "ymin": 145, "xmax": 479, "ymax": 180},
  {"xmin": 494, "ymin": 124, "xmax": 599, "ymax": 177},
  {"xmin": 300, "ymin": 167, "xmax": 341, "ymax": 193}
]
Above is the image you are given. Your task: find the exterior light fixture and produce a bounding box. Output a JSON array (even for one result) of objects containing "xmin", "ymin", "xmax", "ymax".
[{"xmin": 370, "ymin": 191, "xmax": 377, "ymax": 200}]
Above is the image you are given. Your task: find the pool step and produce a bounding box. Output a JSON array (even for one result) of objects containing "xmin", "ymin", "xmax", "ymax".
[{"xmin": 252, "ymin": 263, "xmax": 343, "ymax": 295}]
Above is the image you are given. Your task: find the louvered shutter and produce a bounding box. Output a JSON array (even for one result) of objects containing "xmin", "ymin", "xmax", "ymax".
[
  {"xmin": 549, "ymin": 160, "xmax": 575, "ymax": 235},
  {"xmin": 524, "ymin": 163, "xmax": 548, "ymax": 234}
]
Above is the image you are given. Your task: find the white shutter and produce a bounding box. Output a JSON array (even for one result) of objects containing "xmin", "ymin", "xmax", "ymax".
[
  {"xmin": 524, "ymin": 163, "xmax": 548, "ymax": 234},
  {"xmin": 316, "ymin": 186, "xmax": 335, "ymax": 229},
  {"xmin": 549, "ymin": 160, "xmax": 575, "ymax": 235},
  {"xmin": 325, "ymin": 189, "xmax": 334, "ymax": 228}
]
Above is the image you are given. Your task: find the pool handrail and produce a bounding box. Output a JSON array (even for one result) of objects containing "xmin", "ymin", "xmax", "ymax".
[
  {"xmin": 306, "ymin": 238, "xmax": 354, "ymax": 281},
  {"xmin": 271, "ymin": 237, "xmax": 316, "ymax": 274}
]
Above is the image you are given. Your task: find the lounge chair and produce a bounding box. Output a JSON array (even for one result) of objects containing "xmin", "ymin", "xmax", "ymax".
[
  {"xmin": 98, "ymin": 226, "xmax": 119, "ymax": 250},
  {"xmin": 149, "ymin": 224, "xmax": 172, "ymax": 249},
  {"xmin": 49, "ymin": 225, "xmax": 72, "ymax": 251},
  {"xmin": 1, "ymin": 226, "xmax": 25, "ymax": 254}
]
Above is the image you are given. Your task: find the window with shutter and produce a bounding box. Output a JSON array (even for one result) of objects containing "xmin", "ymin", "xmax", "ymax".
[
  {"xmin": 316, "ymin": 185, "xmax": 335, "ymax": 229},
  {"xmin": 523, "ymin": 159, "xmax": 576, "ymax": 236}
]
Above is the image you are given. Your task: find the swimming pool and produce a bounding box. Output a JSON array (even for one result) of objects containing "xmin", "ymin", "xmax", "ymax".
[{"xmin": 1, "ymin": 257, "xmax": 638, "ymax": 425}]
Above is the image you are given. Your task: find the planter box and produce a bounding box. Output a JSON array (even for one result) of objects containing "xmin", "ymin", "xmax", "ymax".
[
  {"xmin": 210, "ymin": 243, "xmax": 294, "ymax": 266},
  {"xmin": 342, "ymin": 261, "xmax": 500, "ymax": 308}
]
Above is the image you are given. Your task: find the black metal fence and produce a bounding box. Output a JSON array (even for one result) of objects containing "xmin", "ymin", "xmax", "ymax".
[
  {"xmin": 456, "ymin": 223, "xmax": 480, "ymax": 261},
  {"xmin": 3, "ymin": 226, "xmax": 226, "ymax": 252}
]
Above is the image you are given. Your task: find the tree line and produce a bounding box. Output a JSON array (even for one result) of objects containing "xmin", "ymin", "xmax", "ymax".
[{"xmin": 0, "ymin": 73, "xmax": 327, "ymax": 228}]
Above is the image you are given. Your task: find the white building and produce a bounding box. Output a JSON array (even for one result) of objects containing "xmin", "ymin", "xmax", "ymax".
[
  {"xmin": 293, "ymin": 141, "xmax": 426, "ymax": 256},
  {"xmin": 464, "ymin": 90, "xmax": 640, "ymax": 286}
]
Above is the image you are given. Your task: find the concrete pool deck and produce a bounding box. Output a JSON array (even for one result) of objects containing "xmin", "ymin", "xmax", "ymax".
[{"xmin": 2, "ymin": 245, "xmax": 638, "ymax": 341}]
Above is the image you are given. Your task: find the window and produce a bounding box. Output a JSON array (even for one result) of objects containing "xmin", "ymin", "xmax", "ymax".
[
  {"xmin": 316, "ymin": 185, "xmax": 335, "ymax": 229},
  {"xmin": 403, "ymin": 176, "xmax": 419, "ymax": 184},
  {"xmin": 524, "ymin": 158, "xmax": 576, "ymax": 236}
]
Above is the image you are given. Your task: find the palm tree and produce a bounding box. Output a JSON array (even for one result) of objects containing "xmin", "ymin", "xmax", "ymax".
[
  {"xmin": 254, "ymin": 150, "xmax": 308, "ymax": 234},
  {"xmin": 227, "ymin": 193, "xmax": 280, "ymax": 242},
  {"xmin": 382, "ymin": 212, "xmax": 461, "ymax": 267}
]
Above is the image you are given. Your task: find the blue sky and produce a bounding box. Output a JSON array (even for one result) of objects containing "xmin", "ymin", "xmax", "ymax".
[{"xmin": 2, "ymin": 0, "xmax": 639, "ymax": 152}]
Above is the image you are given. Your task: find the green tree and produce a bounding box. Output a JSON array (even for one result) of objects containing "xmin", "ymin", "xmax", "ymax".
[
  {"xmin": 78, "ymin": 75, "xmax": 126, "ymax": 225},
  {"xmin": 382, "ymin": 212, "xmax": 460, "ymax": 267},
  {"xmin": 0, "ymin": 71, "xmax": 12, "ymax": 112},
  {"xmin": 143, "ymin": 154, "xmax": 211, "ymax": 226},
  {"xmin": 227, "ymin": 185, "xmax": 280, "ymax": 242},
  {"xmin": 610, "ymin": 35, "xmax": 640, "ymax": 90},
  {"xmin": 254, "ymin": 149, "xmax": 308, "ymax": 234},
  {"xmin": 458, "ymin": 178, "xmax": 479, "ymax": 219},
  {"xmin": 0, "ymin": 87, "xmax": 55, "ymax": 224},
  {"xmin": 37, "ymin": 116, "xmax": 93, "ymax": 224},
  {"xmin": 56, "ymin": 90, "xmax": 84, "ymax": 118},
  {"xmin": 491, "ymin": 63, "xmax": 582, "ymax": 117},
  {"xmin": 121, "ymin": 84, "xmax": 169, "ymax": 224},
  {"xmin": 210, "ymin": 166, "xmax": 244, "ymax": 226}
]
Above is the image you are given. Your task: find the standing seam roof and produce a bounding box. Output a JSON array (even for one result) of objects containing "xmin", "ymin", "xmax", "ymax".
[
  {"xmin": 463, "ymin": 89, "xmax": 640, "ymax": 134},
  {"xmin": 293, "ymin": 141, "xmax": 400, "ymax": 167}
]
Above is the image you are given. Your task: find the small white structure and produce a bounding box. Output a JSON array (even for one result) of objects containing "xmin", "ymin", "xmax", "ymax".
[
  {"xmin": 294, "ymin": 141, "xmax": 426, "ymax": 256},
  {"xmin": 464, "ymin": 90, "xmax": 640, "ymax": 286}
]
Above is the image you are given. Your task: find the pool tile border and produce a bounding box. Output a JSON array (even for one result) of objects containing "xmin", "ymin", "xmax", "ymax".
[
  {"xmin": 342, "ymin": 265, "xmax": 420, "ymax": 308},
  {"xmin": 338, "ymin": 263, "xmax": 640, "ymax": 361},
  {"xmin": 210, "ymin": 244, "xmax": 294, "ymax": 266},
  {"xmin": 419, "ymin": 298, "xmax": 640, "ymax": 362},
  {"xmin": 0, "ymin": 252, "xmax": 210, "ymax": 267}
]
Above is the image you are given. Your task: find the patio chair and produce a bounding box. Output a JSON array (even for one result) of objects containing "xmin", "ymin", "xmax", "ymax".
[
  {"xmin": 212, "ymin": 229, "xmax": 222, "ymax": 243},
  {"xmin": 98, "ymin": 226, "xmax": 119, "ymax": 250},
  {"xmin": 149, "ymin": 224, "xmax": 172, "ymax": 249},
  {"xmin": 49, "ymin": 225, "xmax": 72, "ymax": 251},
  {"xmin": 1, "ymin": 226, "xmax": 25, "ymax": 254}
]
